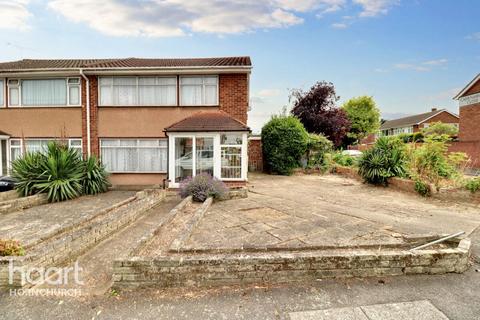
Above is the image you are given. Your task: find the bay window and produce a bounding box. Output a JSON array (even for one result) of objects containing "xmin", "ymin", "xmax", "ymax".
[
  {"xmin": 99, "ymin": 77, "xmax": 177, "ymax": 106},
  {"xmin": 7, "ymin": 78, "xmax": 80, "ymax": 107},
  {"xmin": 100, "ymin": 139, "xmax": 167, "ymax": 173},
  {"xmin": 180, "ymin": 76, "xmax": 218, "ymax": 106}
]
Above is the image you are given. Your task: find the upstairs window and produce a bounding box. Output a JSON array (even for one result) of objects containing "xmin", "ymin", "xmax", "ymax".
[
  {"xmin": 180, "ymin": 76, "xmax": 218, "ymax": 106},
  {"xmin": 99, "ymin": 77, "xmax": 177, "ymax": 106},
  {"xmin": 0, "ymin": 80, "xmax": 4, "ymax": 106},
  {"xmin": 7, "ymin": 78, "xmax": 81, "ymax": 107}
]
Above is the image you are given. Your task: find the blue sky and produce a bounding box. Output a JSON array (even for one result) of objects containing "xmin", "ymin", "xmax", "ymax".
[{"xmin": 1, "ymin": 0, "xmax": 479, "ymax": 133}]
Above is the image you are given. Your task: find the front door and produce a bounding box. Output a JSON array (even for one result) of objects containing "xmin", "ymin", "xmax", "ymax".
[
  {"xmin": 0, "ymin": 140, "xmax": 7, "ymax": 176},
  {"xmin": 170, "ymin": 135, "xmax": 217, "ymax": 187}
]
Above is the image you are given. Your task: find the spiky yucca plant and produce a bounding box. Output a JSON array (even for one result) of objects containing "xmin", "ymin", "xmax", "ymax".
[
  {"xmin": 358, "ymin": 136, "xmax": 407, "ymax": 185},
  {"xmin": 83, "ymin": 156, "xmax": 110, "ymax": 195},
  {"xmin": 34, "ymin": 142, "xmax": 85, "ymax": 202},
  {"xmin": 11, "ymin": 151, "xmax": 46, "ymax": 197}
]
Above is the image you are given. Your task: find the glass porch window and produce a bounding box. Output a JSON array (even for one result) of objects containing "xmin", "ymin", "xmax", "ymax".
[
  {"xmin": 195, "ymin": 137, "xmax": 214, "ymax": 176},
  {"xmin": 220, "ymin": 133, "xmax": 242, "ymax": 179},
  {"xmin": 174, "ymin": 137, "xmax": 193, "ymax": 183}
]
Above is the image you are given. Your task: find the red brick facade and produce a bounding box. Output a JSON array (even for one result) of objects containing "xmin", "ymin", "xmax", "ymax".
[
  {"xmin": 248, "ymin": 138, "xmax": 263, "ymax": 172},
  {"xmin": 81, "ymin": 76, "xmax": 100, "ymax": 157},
  {"xmin": 456, "ymin": 76, "xmax": 480, "ymax": 168},
  {"xmin": 418, "ymin": 111, "xmax": 459, "ymax": 131},
  {"xmin": 219, "ymin": 74, "xmax": 249, "ymax": 124}
]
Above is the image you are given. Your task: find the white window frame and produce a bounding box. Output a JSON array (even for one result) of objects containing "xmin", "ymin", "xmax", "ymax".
[
  {"xmin": 0, "ymin": 78, "xmax": 5, "ymax": 108},
  {"xmin": 100, "ymin": 138, "xmax": 168, "ymax": 173},
  {"xmin": 168, "ymin": 132, "xmax": 247, "ymax": 188},
  {"xmin": 220, "ymin": 133, "xmax": 246, "ymax": 180},
  {"xmin": 6, "ymin": 77, "xmax": 81, "ymax": 108},
  {"xmin": 98, "ymin": 76, "xmax": 178, "ymax": 107},
  {"xmin": 179, "ymin": 75, "xmax": 219, "ymax": 106},
  {"xmin": 7, "ymin": 138, "xmax": 83, "ymax": 170}
]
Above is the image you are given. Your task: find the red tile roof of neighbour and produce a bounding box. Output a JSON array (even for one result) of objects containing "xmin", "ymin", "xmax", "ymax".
[
  {"xmin": 0, "ymin": 57, "xmax": 252, "ymax": 71},
  {"xmin": 165, "ymin": 111, "xmax": 250, "ymax": 132},
  {"xmin": 380, "ymin": 109, "xmax": 458, "ymax": 130}
]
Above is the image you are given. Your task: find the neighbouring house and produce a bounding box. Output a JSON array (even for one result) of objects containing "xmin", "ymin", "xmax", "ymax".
[
  {"xmin": 380, "ymin": 108, "xmax": 459, "ymax": 137},
  {"xmin": 0, "ymin": 57, "xmax": 252, "ymax": 188},
  {"xmin": 453, "ymin": 73, "xmax": 480, "ymax": 169}
]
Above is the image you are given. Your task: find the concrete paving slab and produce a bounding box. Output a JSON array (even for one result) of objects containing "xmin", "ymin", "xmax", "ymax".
[
  {"xmin": 360, "ymin": 300, "xmax": 449, "ymax": 320},
  {"xmin": 290, "ymin": 307, "xmax": 368, "ymax": 320},
  {"xmin": 290, "ymin": 300, "xmax": 449, "ymax": 320}
]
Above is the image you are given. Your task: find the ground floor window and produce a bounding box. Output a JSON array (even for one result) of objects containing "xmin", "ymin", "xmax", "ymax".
[
  {"xmin": 168, "ymin": 132, "xmax": 247, "ymax": 187},
  {"xmin": 100, "ymin": 139, "xmax": 167, "ymax": 173},
  {"xmin": 5, "ymin": 138, "xmax": 82, "ymax": 174}
]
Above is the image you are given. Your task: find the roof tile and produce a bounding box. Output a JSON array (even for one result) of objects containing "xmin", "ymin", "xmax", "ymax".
[
  {"xmin": 0, "ymin": 57, "xmax": 252, "ymax": 71},
  {"xmin": 381, "ymin": 109, "xmax": 458, "ymax": 130},
  {"xmin": 165, "ymin": 111, "xmax": 250, "ymax": 132}
]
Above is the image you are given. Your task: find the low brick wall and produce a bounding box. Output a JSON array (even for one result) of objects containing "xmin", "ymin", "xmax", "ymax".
[
  {"xmin": 0, "ymin": 189, "xmax": 166, "ymax": 289},
  {"xmin": 112, "ymin": 239, "xmax": 471, "ymax": 289},
  {"xmin": 0, "ymin": 190, "xmax": 18, "ymax": 202},
  {"xmin": 334, "ymin": 165, "xmax": 480, "ymax": 203},
  {"xmin": 0, "ymin": 194, "xmax": 48, "ymax": 216}
]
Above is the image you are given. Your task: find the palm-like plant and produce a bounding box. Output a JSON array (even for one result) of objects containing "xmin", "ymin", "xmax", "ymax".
[
  {"xmin": 83, "ymin": 156, "xmax": 110, "ymax": 195},
  {"xmin": 358, "ymin": 136, "xmax": 407, "ymax": 185},
  {"xmin": 11, "ymin": 151, "xmax": 46, "ymax": 197},
  {"xmin": 34, "ymin": 142, "xmax": 85, "ymax": 202}
]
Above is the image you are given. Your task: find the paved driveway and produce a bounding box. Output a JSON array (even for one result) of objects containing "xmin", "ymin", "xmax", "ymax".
[{"xmin": 184, "ymin": 173, "xmax": 480, "ymax": 252}]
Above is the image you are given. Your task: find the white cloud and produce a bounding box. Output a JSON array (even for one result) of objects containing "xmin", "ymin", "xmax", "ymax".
[
  {"xmin": 353, "ymin": 0, "xmax": 398, "ymax": 17},
  {"xmin": 393, "ymin": 58, "xmax": 448, "ymax": 72},
  {"xmin": 48, "ymin": 0, "xmax": 351, "ymax": 37},
  {"xmin": 465, "ymin": 32, "xmax": 480, "ymax": 41},
  {"xmin": 422, "ymin": 58, "xmax": 448, "ymax": 66},
  {"xmin": 331, "ymin": 22, "xmax": 348, "ymax": 29},
  {"xmin": 0, "ymin": 0, "xmax": 32, "ymax": 30}
]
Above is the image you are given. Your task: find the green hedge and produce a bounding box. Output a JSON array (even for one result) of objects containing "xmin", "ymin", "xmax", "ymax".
[{"xmin": 261, "ymin": 116, "xmax": 309, "ymax": 175}]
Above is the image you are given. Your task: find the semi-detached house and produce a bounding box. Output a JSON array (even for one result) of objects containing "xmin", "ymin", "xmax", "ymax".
[{"xmin": 0, "ymin": 57, "xmax": 252, "ymax": 188}]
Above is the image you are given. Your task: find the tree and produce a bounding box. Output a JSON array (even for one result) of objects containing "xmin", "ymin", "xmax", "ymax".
[
  {"xmin": 261, "ymin": 115, "xmax": 309, "ymax": 175},
  {"xmin": 342, "ymin": 96, "xmax": 381, "ymax": 144},
  {"xmin": 290, "ymin": 81, "xmax": 350, "ymax": 147},
  {"xmin": 422, "ymin": 122, "xmax": 459, "ymax": 137}
]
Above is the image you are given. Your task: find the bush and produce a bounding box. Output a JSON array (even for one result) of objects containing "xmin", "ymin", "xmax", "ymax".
[
  {"xmin": 407, "ymin": 135, "xmax": 466, "ymax": 189},
  {"xmin": 465, "ymin": 178, "xmax": 480, "ymax": 193},
  {"xmin": 179, "ymin": 173, "xmax": 229, "ymax": 202},
  {"xmin": 262, "ymin": 115, "xmax": 309, "ymax": 175},
  {"xmin": 305, "ymin": 133, "xmax": 333, "ymax": 170},
  {"xmin": 0, "ymin": 240, "xmax": 25, "ymax": 256},
  {"xmin": 358, "ymin": 137, "xmax": 407, "ymax": 185},
  {"xmin": 12, "ymin": 141, "xmax": 110, "ymax": 202},
  {"xmin": 83, "ymin": 156, "xmax": 110, "ymax": 195},
  {"xmin": 332, "ymin": 151, "xmax": 356, "ymax": 167},
  {"xmin": 422, "ymin": 122, "xmax": 459, "ymax": 137},
  {"xmin": 414, "ymin": 179, "xmax": 431, "ymax": 197}
]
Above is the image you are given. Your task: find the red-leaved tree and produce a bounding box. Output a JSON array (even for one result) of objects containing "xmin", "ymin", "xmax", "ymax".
[{"xmin": 290, "ymin": 81, "xmax": 351, "ymax": 147}]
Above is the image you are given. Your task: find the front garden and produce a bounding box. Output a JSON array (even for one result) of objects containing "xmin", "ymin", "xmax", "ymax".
[{"xmin": 260, "ymin": 81, "xmax": 479, "ymax": 198}]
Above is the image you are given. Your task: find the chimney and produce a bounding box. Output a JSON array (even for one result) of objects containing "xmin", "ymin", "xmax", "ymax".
[{"xmin": 431, "ymin": 107, "xmax": 438, "ymax": 112}]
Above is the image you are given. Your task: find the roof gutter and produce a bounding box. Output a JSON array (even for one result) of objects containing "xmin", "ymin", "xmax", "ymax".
[{"xmin": 78, "ymin": 69, "xmax": 91, "ymax": 157}]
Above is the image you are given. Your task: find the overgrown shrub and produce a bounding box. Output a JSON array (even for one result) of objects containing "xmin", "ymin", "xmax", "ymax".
[
  {"xmin": 83, "ymin": 156, "xmax": 110, "ymax": 195},
  {"xmin": 358, "ymin": 137, "xmax": 407, "ymax": 185},
  {"xmin": 0, "ymin": 240, "xmax": 25, "ymax": 256},
  {"xmin": 407, "ymin": 135, "xmax": 467, "ymax": 190},
  {"xmin": 397, "ymin": 132, "xmax": 424, "ymax": 143},
  {"xmin": 332, "ymin": 151, "xmax": 356, "ymax": 167},
  {"xmin": 179, "ymin": 173, "xmax": 229, "ymax": 202},
  {"xmin": 465, "ymin": 178, "xmax": 480, "ymax": 193},
  {"xmin": 422, "ymin": 122, "xmax": 459, "ymax": 137},
  {"xmin": 414, "ymin": 179, "xmax": 431, "ymax": 197},
  {"xmin": 305, "ymin": 133, "xmax": 333, "ymax": 171},
  {"xmin": 262, "ymin": 115, "xmax": 309, "ymax": 175},
  {"xmin": 12, "ymin": 141, "xmax": 110, "ymax": 202}
]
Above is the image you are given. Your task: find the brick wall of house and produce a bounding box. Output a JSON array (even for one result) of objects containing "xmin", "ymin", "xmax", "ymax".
[
  {"xmin": 448, "ymin": 141, "xmax": 480, "ymax": 168},
  {"xmin": 459, "ymin": 103, "xmax": 480, "ymax": 142},
  {"xmin": 81, "ymin": 76, "xmax": 100, "ymax": 157},
  {"xmin": 420, "ymin": 111, "xmax": 459, "ymax": 129},
  {"xmin": 248, "ymin": 138, "xmax": 263, "ymax": 172},
  {"xmin": 219, "ymin": 73, "xmax": 249, "ymax": 124}
]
